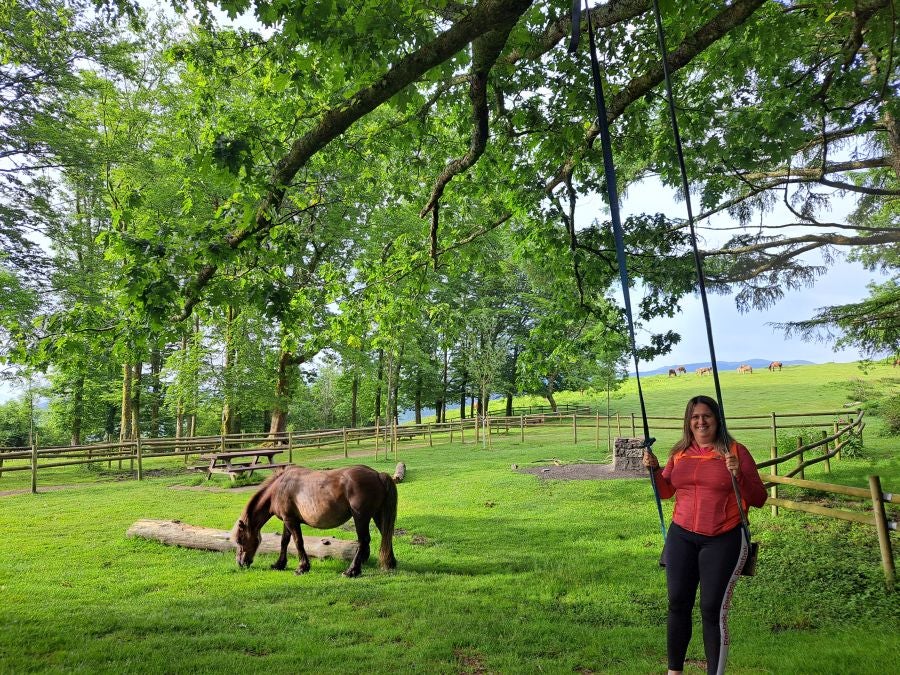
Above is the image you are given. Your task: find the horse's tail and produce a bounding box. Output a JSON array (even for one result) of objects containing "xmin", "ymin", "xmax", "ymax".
[{"xmin": 378, "ymin": 472, "xmax": 398, "ymax": 569}]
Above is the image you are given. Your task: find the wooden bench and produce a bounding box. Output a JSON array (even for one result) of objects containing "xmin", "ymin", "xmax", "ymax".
[{"xmin": 197, "ymin": 449, "xmax": 290, "ymax": 481}]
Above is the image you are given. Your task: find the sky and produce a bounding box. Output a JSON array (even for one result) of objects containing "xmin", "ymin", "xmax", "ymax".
[{"xmin": 596, "ymin": 180, "xmax": 889, "ymax": 371}]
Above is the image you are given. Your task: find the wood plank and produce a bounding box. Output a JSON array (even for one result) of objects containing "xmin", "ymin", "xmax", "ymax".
[
  {"xmin": 199, "ymin": 450, "xmax": 281, "ymax": 460},
  {"xmin": 224, "ymin": 462, "xmax": 293, "ymax": 474},
  {"xmin": 126, "ymin": 519, "xmax": 358, "ymax": 560}
]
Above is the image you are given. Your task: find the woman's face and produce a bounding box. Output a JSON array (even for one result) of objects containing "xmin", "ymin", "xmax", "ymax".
[{"xmin": 689, "ymin": 402, "xmax": 718, "ymax": 446}]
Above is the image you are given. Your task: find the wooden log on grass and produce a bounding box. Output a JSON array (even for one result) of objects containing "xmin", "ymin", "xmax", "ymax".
[
  {"xmin": 393, "ymin": 462, "xmax": 406, "ymax": 483},
  {"xmin": 126, "ymin": 519, "xmax": 358, "ymax": 560}
]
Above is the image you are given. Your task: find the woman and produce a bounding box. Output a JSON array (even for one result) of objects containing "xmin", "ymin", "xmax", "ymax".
[{"xmin": 643, "ymin": 395, "xmax": 767, "ymax": 675}]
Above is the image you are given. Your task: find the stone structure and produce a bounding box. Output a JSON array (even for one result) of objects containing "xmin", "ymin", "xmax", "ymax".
[{"xmin": 613, "ymin": 437, "xmax": 650, "ymax": 475}]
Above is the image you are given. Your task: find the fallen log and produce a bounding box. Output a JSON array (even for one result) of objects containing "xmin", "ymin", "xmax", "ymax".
[
  {"xmin": 126, "ymin": 519, "xmax": 358, "ymax": 560},
  {"xmin": 393, "ymin": 462, "xmax": 406, "ymax": 483}
]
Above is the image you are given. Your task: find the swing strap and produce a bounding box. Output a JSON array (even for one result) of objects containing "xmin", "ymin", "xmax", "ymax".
[
  {"xmin": 649, "ymin": 0, "xmax": 751, "ymax": 543},
  {"xmin": 571, "ymin": 3, "xmax": 664, "ymax": 541}
]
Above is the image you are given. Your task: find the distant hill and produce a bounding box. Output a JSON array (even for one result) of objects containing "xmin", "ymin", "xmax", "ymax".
[{"xmin": 637, "ymin": 359, "xmax": 815, "ymax": 377}]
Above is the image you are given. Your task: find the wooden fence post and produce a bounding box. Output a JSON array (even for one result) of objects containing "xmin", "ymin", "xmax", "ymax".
[
  {"xmin": 450, "ymin": 421, "xmax": 454, "ymax": 444},
  {"xmin": 136, "ymin": 436, "xmax": 143, "ymax": 481},
  {"xmin": 868, "ymin": 475, "xmax": 896, "ymax": 591},
  {"xmin": 770, "ymin": 445, "xmax": 779, "ymax": 517},
  {"xmin": 771, "ymin": 412, "xmax": 777, "ymax": 452},
  {"xmin": 288, "ymin": 432, "xmax": 293, "ymax": 464},
  {"xmin": 520, "ymin": 415, "xmax": 524, "ymax": 444},
  {"xmin": 821, "ymin": 430, "xmax": 830, "ymax": 473},
  {"xmin": 630, "ymin": 412, "xmax": 636, "ymax": 437},
  {"xmin": 616, "ymin": 412, "xmax": 621, "ymax": 436},
  {"xmin": 595, "ymin": 412, "xmax": 600, "ymax": 450},
  {"xmin": 834, "ymin": 421, "xmax": 840, "ymax": 460},
  {"xmin": 460, "ymin": 420, "xmax": 465, "ymax": 445},
  {"xmin": 374, "ymin": 417, "xmax": 380, "ymax": 460},
  {"xmin": 428, "ymin": 424, "xmax": 433, "ymax": 447},
  {"xmin": 797, "ymin": 436, "xmax": 804, "ymax": 480},
  {"xmin": 487, "ymin": 416, "xmax": 492, "ymax": 449},
  {"xmin": 30, "ymin": 441, "xmax": 38, "ymax": 494},
  {"xmin": 573, "ymin": 414, "xmax": 577, "ymax": 444},
  {"xmin": 343, "ymin": 427, "xmax": 348, "ymax": 458}
]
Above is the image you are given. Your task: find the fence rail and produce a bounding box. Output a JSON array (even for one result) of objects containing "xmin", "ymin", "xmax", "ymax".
[{"xmin": 0, "ymin": 407, "xmax": 863, "ymax": 489}]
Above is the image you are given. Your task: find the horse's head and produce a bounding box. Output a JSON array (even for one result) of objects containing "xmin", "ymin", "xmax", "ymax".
[{"xmin": 231, "ymin": 517, "xmax": 261, "ymax": 568}]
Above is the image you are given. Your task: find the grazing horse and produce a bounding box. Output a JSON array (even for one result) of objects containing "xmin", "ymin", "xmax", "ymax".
[
  {"xmin": 677, "ymin": 366, "xmax": 687, "ymax": 375},
  {"xmin": 668, "ymin": 368, "xmax": 677, "ymax": 377},
  {"xmin": 232, "ymin": 465, "xmax": 397, "ymax": 577},
  {"xmin": 737, "ymin": 364, "xmax": 753, "ymax": 374},
  {"xmin": 768, "ymin": 361, "xmax": 783, "ymax": 371},
  {"xmin": 696, "ymin": 366, "xmax": 711, "ymax": 376}
]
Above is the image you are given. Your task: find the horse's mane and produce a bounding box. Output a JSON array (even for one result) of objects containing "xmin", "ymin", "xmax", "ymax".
[{"xmin": 237, "ymin": 469, "xmax": 287, "ymax": 523}]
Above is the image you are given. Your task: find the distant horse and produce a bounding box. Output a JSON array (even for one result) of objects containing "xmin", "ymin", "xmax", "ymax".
[
  {"xmin": 232, "ymin": 465, "xmax": 397, "ymax": 577},
  {"xmin": 696, "ymin": 366, "xmax": 711, "ymax": 376},
  {"xmin": 768, "ymin": 361, "xmax": 783, "ymax": 371},
  {"xmin": 737, "ymin": 364, "xmax": 753, "ymax": 374},
  {"xmin": 677, "ymin": 366, "xmax": 687, "ymax": 375},
  {"xmin": 668, "ymin": 369, "xmax": 677, "ymax": 377}
]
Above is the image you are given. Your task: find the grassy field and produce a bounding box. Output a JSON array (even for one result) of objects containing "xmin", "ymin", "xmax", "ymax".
[{"xmin": 0, "ymin": 362, "xmax": 897, "ymax": 673}]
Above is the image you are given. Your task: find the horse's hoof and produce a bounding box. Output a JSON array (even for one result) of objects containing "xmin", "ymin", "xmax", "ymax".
[
  {"xmin": 271, "ymin": 562, "xmax": 287, "ymax": 571},
  {"xmin": 342, "ymin": 568, "xmax": 361, "ymax": 578},
  {"xmin": 295, "ymin": 565, "xmax": 311, "ymax": 575}
]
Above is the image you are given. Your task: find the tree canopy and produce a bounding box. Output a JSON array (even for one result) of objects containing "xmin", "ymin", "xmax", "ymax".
[{"xmin": 0, "ymin": 0, "xmax": 896, "ymax": 439}]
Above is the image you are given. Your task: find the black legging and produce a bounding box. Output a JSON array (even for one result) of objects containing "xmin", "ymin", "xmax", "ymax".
[{"xmin": 665, "ymin": 522, "xmax": 747, "ymax": 675}]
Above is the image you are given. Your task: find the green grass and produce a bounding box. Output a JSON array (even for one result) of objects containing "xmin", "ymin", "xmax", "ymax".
[{"xmin": 0, "ymin": 362, "xmax": 898, "ymax": 673}]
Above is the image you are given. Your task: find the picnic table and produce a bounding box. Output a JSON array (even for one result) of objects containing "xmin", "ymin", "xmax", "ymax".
[{"xmin": 197, "ymin": 449, "xmax": 292, "ymax": 481}]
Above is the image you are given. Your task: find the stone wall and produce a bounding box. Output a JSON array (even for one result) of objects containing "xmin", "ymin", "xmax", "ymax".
[{"xmin": 613, "ymin": 437, "xmax": 648, "ymax": 475}]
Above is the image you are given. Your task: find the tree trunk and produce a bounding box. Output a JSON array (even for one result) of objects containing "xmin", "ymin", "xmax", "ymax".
[
  {"xmin": 459, "ymin": 370, "xmax": 467, "ymax": 419},
  {"xmin": 268, "ymin": 349, "xmax": 295, "ymax": 436},
  {"xmin": 70, "ymin": 374, "xmax": 84, "ymax": 446},
  {"xmin": 506, "ymin": 345, "xmax": 518, "ymax": 416},
  {"xmin": 414, "ymin": 369, "xmax": 422, "ymax": 424},
  {"xmin": 440, "ymin": 346, "xmax": 449, "ymax": 423},
  {"xmin": 131, "ymin": 361, "xmax": 142, "ymax": 439},
  {"xmin": 150, "ymin": 346, "xmax": 161, "ymax": 438},
  {"xmin": 120, "ymin": 362, "xmax": 132, "ymax": 441},
  {"xmin": 545, "ymin": 373, "xmax": 558, "ymax": 412},
  {"xmin": 350, "ymin": 373, "xmax": 359, "ymax": 428},
  {"xmin": 374, "ymin": 348, "xmax": 384, "ymax": 425},
  {"xmin": 221, "ymin": 305, "xmax": 239, "ymax": 436},
  {"xmin": 175, "ymin": 332, "xmax": 187, "ymax": 440}
]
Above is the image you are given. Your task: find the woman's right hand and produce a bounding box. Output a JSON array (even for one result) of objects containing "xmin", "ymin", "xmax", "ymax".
[{"xmin": 643, "ymin": 450, "xmax": 660, "ymax": 471}]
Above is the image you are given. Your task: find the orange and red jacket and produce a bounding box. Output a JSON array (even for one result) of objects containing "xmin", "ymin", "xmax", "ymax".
[{"xmin": 653, "ymin": 442, "xmax": 768, "ymax": 537}]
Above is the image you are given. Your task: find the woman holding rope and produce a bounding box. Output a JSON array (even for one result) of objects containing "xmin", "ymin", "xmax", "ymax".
[{"xmin": 643, "ymin": 395, "xmax": 767, "ymax": 675}]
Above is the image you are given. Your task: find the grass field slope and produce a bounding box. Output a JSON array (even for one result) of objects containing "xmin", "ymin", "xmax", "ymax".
[{"xmin": 0, "ymin": 362, "xmax": 897, "ymax": 673}]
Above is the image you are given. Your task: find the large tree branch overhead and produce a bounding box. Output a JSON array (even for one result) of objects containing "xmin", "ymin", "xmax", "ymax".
[
  {"xmin": 546, "ymin": 0, "xmax": 767, "ymax": 194},
  {"xmin": 176, "ymin": 0, "xmax": 535, "ymax": 321}
]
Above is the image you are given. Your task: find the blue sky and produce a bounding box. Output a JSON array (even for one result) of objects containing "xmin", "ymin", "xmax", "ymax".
[{"xmin": 605, "ymin": 179, "xmax": 888, "ymax": 370}]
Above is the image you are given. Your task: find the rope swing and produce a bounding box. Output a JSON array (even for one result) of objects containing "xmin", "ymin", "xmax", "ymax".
[{"xmin": 568, "ymin": 1, "xmax": 754, "ymax": 551}]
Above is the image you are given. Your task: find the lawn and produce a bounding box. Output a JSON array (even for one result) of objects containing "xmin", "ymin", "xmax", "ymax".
[{"xmin": 0, "ymin": 362, "xmax": 897, "ymax": 673}]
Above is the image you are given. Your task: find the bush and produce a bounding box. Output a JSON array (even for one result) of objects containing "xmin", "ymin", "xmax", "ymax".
[{"xmin": 878, "ymin": 393, "xmax": 900, "ymax": 435}]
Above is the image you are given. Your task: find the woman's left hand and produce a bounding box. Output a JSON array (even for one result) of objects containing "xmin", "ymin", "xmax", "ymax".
[{"xmin": 725, "ymin": 453, "xmax": 739, "ymax": 475}]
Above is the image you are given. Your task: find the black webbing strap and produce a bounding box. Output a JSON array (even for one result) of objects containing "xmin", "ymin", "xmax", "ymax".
[
  {"xmin": 571, "ymin": 3, "xmax": 665, "ymax": 541},
  {"xmin": 649, "ymin": 0, "xmax": 751, "ymax": 544}
]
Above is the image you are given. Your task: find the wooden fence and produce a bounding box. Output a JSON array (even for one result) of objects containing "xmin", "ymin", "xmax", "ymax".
[
  {"xmin": 0, "ymin": 407, "xmax": 863, "ymax": 488},
  {"xmin": 746, "ymin": 408, "xmax": 897, "ymax": 589},
  {"xmin": 1, "ymin": 406, "xmax": 893, "ymax": 586}
]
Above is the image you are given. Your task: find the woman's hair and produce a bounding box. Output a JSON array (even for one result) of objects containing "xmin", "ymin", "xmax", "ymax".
[{"xmin": 669, "ymin": 395, "xmax": 736, "ymax": 457}]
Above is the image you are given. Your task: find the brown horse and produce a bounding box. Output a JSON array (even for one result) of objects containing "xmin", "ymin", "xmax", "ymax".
[
  {"xmin": 232, "ymin": 465, "xmax": 397, "ymax": 577},
  {"xmin": 668, "ymin": 368, "xmax": 677, "ymax": 377},
  {"xmin": 677, "ymin": 366, "xmax": 687, "ymax": 375},
  {"xmin": 768, "ymin": 361, "xmax": 783, "ymax": 371}
]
